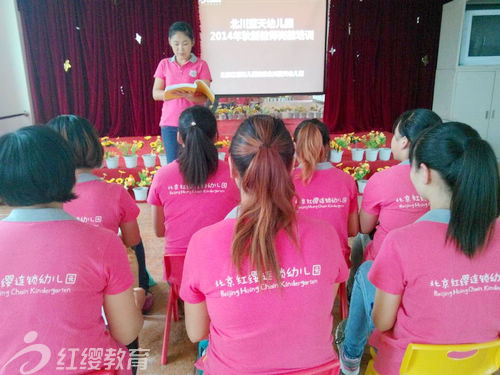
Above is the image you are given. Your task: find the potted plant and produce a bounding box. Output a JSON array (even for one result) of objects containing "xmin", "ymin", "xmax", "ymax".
[
  {"xmin": 214, "ymin": 137, "xmax": 231, "ymax": 161},
  {"xmin": 149, "ymin": 136, "xmax": 166, "ymax": 166},
  {"xmin": 104, "ymin": 150, "xmax": 119, "ymax": 169},
  {"xmin": 215, "ymin": 105, "xmax": 227, "ymax": 120},
  {"xmin": 329, "ymin": 133, "xmax": 354, "ymax": 163},
  {"xmin": 362, "ymin": 131, "xmax": 387, "ymax": 161},
  {"xmin": 352, "ymin": 163, "xmax": 370, "ymax": 193},
  {"xmin": 343, "ymin": 163, "xmax": 370, "ymax": 193},
  {"xmin": 133, "ymin": 169, "xmax": 153, "ymax": 201},
  {"xmin": 117, "ymin": 141, "xmax": 143, "ymax": 168},
  {"xmin": 349, "ymin": 135, "xmax": 364, "ymax": 161}
]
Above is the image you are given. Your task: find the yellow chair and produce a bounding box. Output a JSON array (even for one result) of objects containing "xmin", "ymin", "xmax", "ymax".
[{"xmin": 365, "ymin": 339, "xmax": 500, "ymax": 375}]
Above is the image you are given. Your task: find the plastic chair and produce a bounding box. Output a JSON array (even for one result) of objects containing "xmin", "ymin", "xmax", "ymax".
[
  {"xmin": 281, "ymin": 359, "xmax": 340, "ymax": 374},
  {"xmin": 161, "ymin": 254, "xmax": 186, "ymax": 365},
  {"xmin": 365, "ymin": 339, "xmax": 500, "ymax": 375}
]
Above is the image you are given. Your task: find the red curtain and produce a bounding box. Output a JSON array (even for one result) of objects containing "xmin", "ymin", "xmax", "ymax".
[
  {"xmin": 17, "ymin": 0, "xmax": 199, "ymax": 136},
  {"xmin": 323, "ymin": 0, "xmax": 446, "ymax": 132}
]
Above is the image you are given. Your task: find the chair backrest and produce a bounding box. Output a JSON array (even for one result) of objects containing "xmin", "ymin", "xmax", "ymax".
[
  {"xmin": 400, "ymin": 339, "xmax": 500, "ymax": 375},
  {"xmin": 281, "ymin": 359, "xmax": 340, "ymax": 375},
  {"xmin": 163, "ymin": 254, "xmax": 186, "ymax": 286}
]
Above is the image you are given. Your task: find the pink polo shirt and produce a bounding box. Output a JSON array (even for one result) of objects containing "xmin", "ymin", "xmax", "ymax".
[
  {"xmin": 0, "ymin": 208, "xmax": 134, "ymax": 374},
  {"xmin": 154, "ymin": 54, "xmax": 212, "ymax": 127},
  {"xmin": 63, "ymin": 173, "xmax": 140, "ymax": 233},
  {"xmin": 147, "ymin": 160, "xmax": 239, "ymax": 255},
  {"xmin": 293, "ymin": 162, "xmax": 358, "ymax": 257},
  {"xmin": 361, "ymin": 161, "xmax": 429, "ymax": 260},
  {"xmin": 368, "ymin": 210, "xmax": 500, "ymax": 375},
  {"xmin": 180, "ymin": 214, "xmax": 349, "ymax": 374}
]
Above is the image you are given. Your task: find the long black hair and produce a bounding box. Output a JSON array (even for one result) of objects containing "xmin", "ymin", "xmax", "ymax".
[
  {"xmin": 410, "ymin": 122, "xmax": 499, "ymax": 257},
  {"xmin": 177, "ymin": 105, "xmax": 218, "ymax": 189}
]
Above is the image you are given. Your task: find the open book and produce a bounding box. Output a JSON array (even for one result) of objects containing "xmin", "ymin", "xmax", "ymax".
[{"xmin": 164, "ymin": 79, "xmax": 215, "ymax": 103}]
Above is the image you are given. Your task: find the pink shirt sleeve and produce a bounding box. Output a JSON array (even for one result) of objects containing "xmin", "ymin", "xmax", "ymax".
[
  {"xmin": 198, "ymin": 60, "xmax": 212, "ymax": 81},
  {"xmin": 368, "ymin": 232, "xmax": 405, "ymax": 295},
  {"xmin": 361, "ymin": 173, "xmax": 383, "ymax": 216},
  {"xmin": 147, "ymin": 168, "xmax": 163, "ymax": 206},
  {"xmin": 153, "ymin": 59, "xmax": 166, "ymax": 80},
  {"xmin": 180, "ymin": 229, "xmax": 207, "ymax": 304},
  {"xmin": 102, "ymin": 233, "xmax": 135, "ymax": 295},
  {"xmin": 119, "ymin": 188, "xmax": 140, "ymax": 223}
]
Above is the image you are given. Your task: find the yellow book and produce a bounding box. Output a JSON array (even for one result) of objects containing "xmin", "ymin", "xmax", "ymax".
[{"xmin": 164, "ymin": 80, "xmax": 215, "ymax": 103}]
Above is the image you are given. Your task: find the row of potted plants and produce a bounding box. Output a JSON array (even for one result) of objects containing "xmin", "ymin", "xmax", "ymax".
[
  {"xmin": 214, "ymin": 104, "xmax": 324, "ymax": 120},
  {"xmin": 329, "ymin": 131, "xmax": 392, "ymax": 163},
  {"xmin": 102, "ymin": 136, "xmax": 167, "ymax": 169}
]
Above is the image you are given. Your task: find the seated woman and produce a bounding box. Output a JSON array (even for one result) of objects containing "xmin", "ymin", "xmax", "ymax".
[
  {"xmin": 0, "ymin": 126, "xmax": 142, "ymax": 374},
  {"xmin": 293, "ymin": 119, "xmax": 359, "ymax": 259},
  {"xmin": 47, "ymin": 114, "xmax": 151, "ymax": 311},
  {"xmin": 337, "ymin": 108, "xmax": 442, "ymax": 375},
  {"xmin": 353, "ymin": 109, "xmax": 442, "ymax": 263},
  {"xmin": 148, "ymin": 105, "xmax": 239, "ymax": 257},
  {"xmin": 180, "ymin": 115, "xmax": 349, "ymax": 374},
  {"xmin": 369, "ymin": 122, "xmax": 500, "ymax": 374}
]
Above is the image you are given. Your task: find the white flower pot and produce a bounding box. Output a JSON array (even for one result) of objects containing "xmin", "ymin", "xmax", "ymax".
[
  {"xmin": 105, "ymin": 156, "xmax": 119, "ymax": 169},
  {"xmin": 365, "ymin": 148, "xmax": 379, "ymax": 161},
  {"xmin": 133, "ymin": 186, "xmax": 148, "ymax": 201},
  {"xmin": 351, "ymin": 148, "xmax": 365, "ymax": 162},
  {"xmin": 142, "ymin": 153, "xmax": 156, "ymax": 168},
  {"xmin": 379, "ymin": 147, "xmax": 392, "ymax": 161},
  {"xmin": 329, "ymin": 150, "xmax": 343, "ymax": 163},
  {"xmin": 123, "ymin": 155, "xmax": 138, "ymax": 168},
  {"xmin": 218, "ymin": 151, "xmax": 226, "ymax": 161},
  {"xmin": 357, "ymin": 179, "xmax": 368, "ymax": 194},
  {"xmin": 159, "ymin": 153, "xmax": 167, "ymax": 166}
]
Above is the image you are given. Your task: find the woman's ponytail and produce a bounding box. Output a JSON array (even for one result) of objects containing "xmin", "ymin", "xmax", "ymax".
[
  {"xmin": 177, "ymin": 106, "xmax": 218, "ymax": 189},
  {"xmin": 411, "ymin": 122, "xmax": 499, "ymax": 257},
  {"xmin": 230, "ymin": 115, "xmax": 298, "ymax": 283},
  {"xmin": 294, "ymin": 120, "xmax": 329, "ymax": 184},
  {"xmin": 448, "ymin": 138, "xmax": 499, "ymax": 256}
]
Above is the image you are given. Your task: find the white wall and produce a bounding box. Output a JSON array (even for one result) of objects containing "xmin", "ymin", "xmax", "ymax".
[{"xmin": 0, "ymin": 0, "xmax": 33, "ymax": 135}]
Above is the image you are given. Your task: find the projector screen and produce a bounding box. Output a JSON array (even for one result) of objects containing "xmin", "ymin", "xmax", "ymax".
[{"xmin": 199, "ymin": 0, "xmax": 327, "ymax": 96}]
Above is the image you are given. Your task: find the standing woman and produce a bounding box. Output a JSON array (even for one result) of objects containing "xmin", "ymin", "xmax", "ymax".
[
  {"xmin": 0, "ymin": 126, "xmax": 142, "ymax": 374},
  {"xmin": 148, "ymin": 105, "xmax": 239, "ymax": 256},
  {"xmin": 152, "ymin": 21, "xmax": 212, "ymax": 163},
  {"xmin": 180, "ymin": 115, "xmax": 348, "ymax": 374},
  {"xmin": 293, "ymin": 119, "xmax": 359, "ymax": 259},
  {"xmin": 369, "ymin": 122, "xmax": 500, "ymax": 374}
]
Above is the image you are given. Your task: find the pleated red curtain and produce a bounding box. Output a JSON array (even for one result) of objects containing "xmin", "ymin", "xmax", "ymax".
[
  {"xmin": 323, "ymin": 0, "xmax": 446, "ymax": 132},
  {"xmin": 17, "ymin": 0, "xmax": 199, "ymax": 136}
]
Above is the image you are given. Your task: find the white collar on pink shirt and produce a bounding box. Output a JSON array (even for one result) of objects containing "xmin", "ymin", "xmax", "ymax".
[
  {"xmin": 416, "ymin": 209, "xmax": 450, "ymax": 224},
  {"xmin": 225, "ymin": 206, "xmax": 240, "ymax": 219},
  {"xmin": 169, "ymin": 53, "xmax": 198, "ymax": 64},
  {"xmin": 4, "ymin": 208, "xmax": 76, "ymax": 222},
  {"xmin": 76, "ymin": 172, "xmax": 101, "ymax": 183},
  {"xmin": 296, "ymin": 161, "xmax": 333, "ymax": 170}
]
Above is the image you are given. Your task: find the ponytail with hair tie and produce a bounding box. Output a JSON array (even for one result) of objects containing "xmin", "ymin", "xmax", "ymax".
[
  {"xmin": 177, "ymin": 106, "xmax": 218, "ymax": 189},
  {"xmin": 293, "ymin": 120, "xmax": 330, "ymax": 184},
  {"xmin": 229, "ymin": 115, "xmax": 298, "ymax": 284},
  {"xmin": 410, "ymin": 122, "xmax": 498, "ymax": 257}
]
